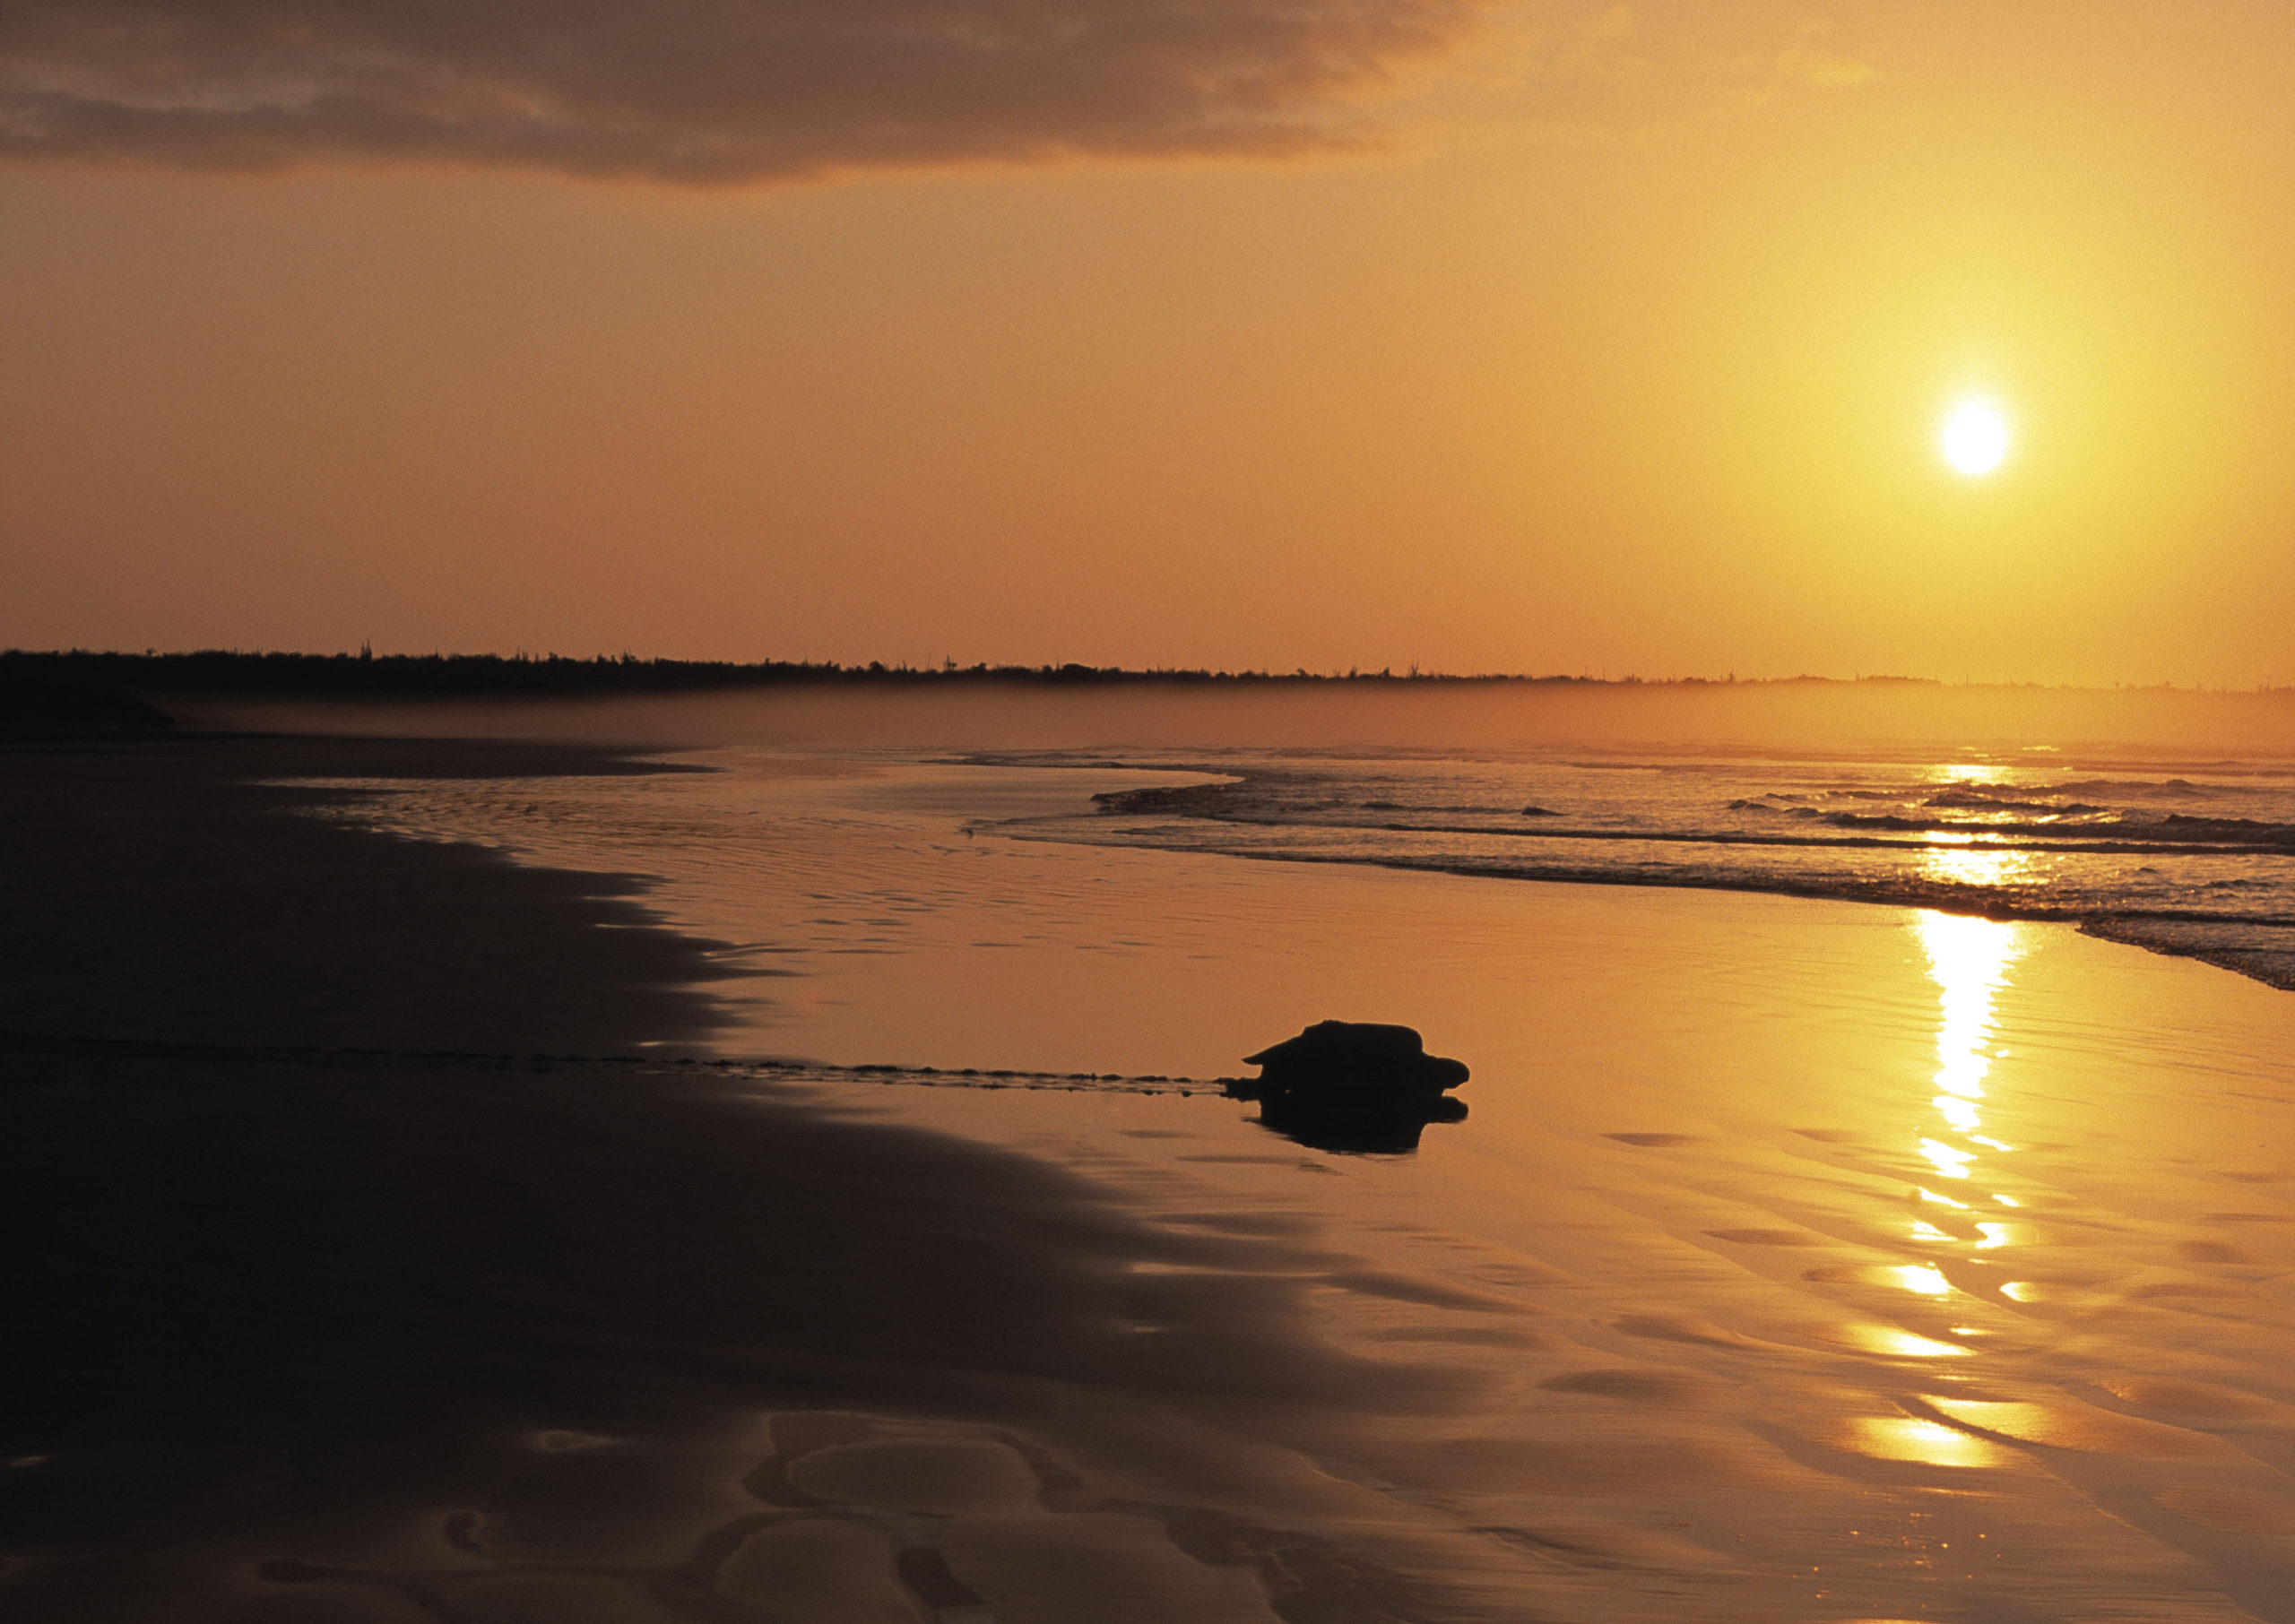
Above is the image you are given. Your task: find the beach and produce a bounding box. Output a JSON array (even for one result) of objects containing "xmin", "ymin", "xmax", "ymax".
[
  {"xmin": 8, "ymin": 729, "xmax": 2295, "ymax": 1622},
  {"xmin": 12, "ymin": 4, "xmax": 2295, "ymax": 1614}
]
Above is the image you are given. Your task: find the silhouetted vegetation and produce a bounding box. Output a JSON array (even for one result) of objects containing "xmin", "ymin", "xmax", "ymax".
[{"xmin": 0, "ymin": 647, "xmax": 1962, "ymax": 702}]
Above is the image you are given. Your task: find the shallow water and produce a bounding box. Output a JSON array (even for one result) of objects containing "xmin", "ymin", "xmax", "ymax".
[
  {"xmin": 1015, "ymin": 744, "xmax": 2295, "ymax": 992},
  {"xmin": 303, "ymin": 747, "xmax": 2295, "ymax": 1620}
]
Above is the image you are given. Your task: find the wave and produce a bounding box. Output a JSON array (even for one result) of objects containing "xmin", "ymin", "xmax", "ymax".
[
  {"xmin": 2052, "ymin": 776, "xmax": 2255, "ymax": 798},
  {"xmin": 1920, "ymin": 789, "xmax": 2109, "ymax": 815},
  {"xmin": 1047, "ymin": 750, "xmax": 2295, "ymax": 994},
  {"xmin": 1096, "ymin": 842, "xmax": 2295, "ymax": 935},
  {"xmin": 1097, "ymin": 782, "xmax": 2295, "ymax": 854},
  {"xmin": 1794, "ymin": 810, "xmax": 2294, "ymax": 846},
  {"xmin": 1092, "ymin": 782, "xmax": 1243, "ymax": 817}
]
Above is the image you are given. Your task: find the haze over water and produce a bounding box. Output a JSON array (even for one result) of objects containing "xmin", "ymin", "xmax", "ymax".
[{"xmin": 14, "ymin": 1, "xmax": 2295, "ymax": 1614}]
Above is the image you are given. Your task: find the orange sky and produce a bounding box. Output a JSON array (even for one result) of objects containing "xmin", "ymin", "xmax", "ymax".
[{"xmin": 4, "ymin": 2, "xmax": 2294, "ymax": 685}]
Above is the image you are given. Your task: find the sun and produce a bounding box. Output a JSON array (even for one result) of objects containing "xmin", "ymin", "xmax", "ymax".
[{"xmin": 1941, "ymin": 398, "xmax": 2012, "ymax": 477}]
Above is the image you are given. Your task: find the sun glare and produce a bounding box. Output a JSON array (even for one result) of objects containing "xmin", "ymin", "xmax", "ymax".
[{"xmin": 1941, "ymin": 398, "xmax": 2012, "ymax": 476}]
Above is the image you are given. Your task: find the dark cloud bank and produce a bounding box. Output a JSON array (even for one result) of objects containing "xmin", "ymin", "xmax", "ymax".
[{"xmin": 0, "ymin": 0, "xmax": 1480, "ymax": 182}]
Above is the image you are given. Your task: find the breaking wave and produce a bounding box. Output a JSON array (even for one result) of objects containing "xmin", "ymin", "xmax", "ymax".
[{"xmin": 988, "ymin": 748, "xmax": 2295, "ymax": 992}]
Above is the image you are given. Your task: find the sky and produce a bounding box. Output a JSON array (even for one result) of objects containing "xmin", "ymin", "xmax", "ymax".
[{"xmin": 4, "ymin": 1, "xmax": 2294, "ymax": 686}]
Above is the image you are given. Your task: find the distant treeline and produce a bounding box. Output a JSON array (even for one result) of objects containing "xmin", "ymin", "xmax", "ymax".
[{"xmin": 1, "ymin": 648, "xmax": 1958, "ymax": 698}]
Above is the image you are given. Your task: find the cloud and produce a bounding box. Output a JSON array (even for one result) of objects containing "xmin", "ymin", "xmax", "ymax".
[
  {"xmin": 1525, "ymin": 4, "xmax": 1880, "ymax": 118},
  {"xmin": 0, "ymin": 0, "xmax": 1484, "ymax": 184}
]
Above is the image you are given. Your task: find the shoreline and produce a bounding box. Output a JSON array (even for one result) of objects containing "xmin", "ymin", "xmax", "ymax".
[
  {"xmin": 0, "ymin": 734, "xmax": 1507, "ymax": 1621},
  {"xmin": 1023, "ymin": 757, "xmax": 2295, "ymax": 998},
  {"xmin": 1162, "ymin": 842, "xmax": 2295, "ymax": 994},
  {"xmin": 13, "ymin": 730, "xmax": 2295, "ymax": 1621},
  {"xmin": 0, "ymin": 732, "xmax": 738, "ymax": 1056}
]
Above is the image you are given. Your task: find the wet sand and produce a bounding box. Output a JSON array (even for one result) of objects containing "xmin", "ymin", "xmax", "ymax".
[
  {"xmin": 0, "ymin": 738, "xmax": 1502, "ymax": 1621},
  {"xmin": 9, "ymin": 736, "xmax": 2295, "ymax": 1621},
  {"xmin": 0, "ymin": 735, "xmax": 730, "ymax": 1054},
  {"xmin": 870, "ymin": 912, "xmax": 2295, "ymax": 1621}
]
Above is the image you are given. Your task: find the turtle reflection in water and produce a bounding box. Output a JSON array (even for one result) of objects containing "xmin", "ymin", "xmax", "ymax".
[{"xmin": 1225, "ymin": 1021, "xmax": 1469, "ymax": 1154}]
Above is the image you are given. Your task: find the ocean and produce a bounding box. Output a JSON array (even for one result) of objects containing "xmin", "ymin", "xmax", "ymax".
[
  {"xmin": 270, "ymin": 725, "xmax": 2295, "ymax": 1620},
  {"xmin": 1020, "ymin": 743, "xmax": 2295, "ymax": 989},
  {"xmin": 305, "ymin": 738, "xmax": 2295, "ymax": 1067}
]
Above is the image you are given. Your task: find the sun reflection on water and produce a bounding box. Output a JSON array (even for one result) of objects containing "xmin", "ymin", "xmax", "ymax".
[
  {"xmin": 1843, "ymin": 1415, "xmax": 2013, "ymax": 1468},
  {"xmin": 1921, "ymin": 846, "xmax": 2039, "ymax": 889},
  {"xmin": 1920, "ymin": 1137, "xmax": 1975, "ymax": 1178},
  {"xmin": 1919, "ymin": 911, "xmax": 2021, "ymax": 1099},
  {"xmin": 1911, "ymin": 910, "xmax": 2029, "ymax": 1307},
  {"xmin": 1838, "ymin": 1324, "xmax": 1972, "ymax": 1359},
  {"xmin": 1890, "ymin": 1264, "xmax": 1954, "ymax": 1296}
]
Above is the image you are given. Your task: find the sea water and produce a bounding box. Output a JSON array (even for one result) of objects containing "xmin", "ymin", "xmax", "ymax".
[
  {"xmin": 304, "ymin": 739, "xmax": 2295, "ymax": 1069},
  {"xmin": 290, "ymin": 738, "xmax": 2295, "ymax": 1620},
  {"xmin": 1017, "ymin": 743, "xmax": 2295, "ymax": 989}
]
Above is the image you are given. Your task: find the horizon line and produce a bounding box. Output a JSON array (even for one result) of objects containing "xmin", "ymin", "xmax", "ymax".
[{"xmin": 5, "ymin": 648, "xmax": 2293, "ymax": 698}]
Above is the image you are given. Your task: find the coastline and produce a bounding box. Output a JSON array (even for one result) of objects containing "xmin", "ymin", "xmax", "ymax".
[
  {"xmin": 1047, "ymin": 758, "xmax": 2295, "ymax": 998},
  {"xmin": 12, "ymin": 731, "xmax": 2295, "ymax": 1621},
  {"xmin": 0, "ymin": 735, "xmax": 1503, "ymax": 1621},
  {"xmin": 0, "ymin": 733, "xmax": 735, "ymax": 1055},
  {"xmin": 1193, "ymin": 846, "xmax": 2295, "ymax": 994}
]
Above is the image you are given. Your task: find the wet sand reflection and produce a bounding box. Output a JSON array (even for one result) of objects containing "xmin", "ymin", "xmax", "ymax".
[{"xmin": 288, "ymin": 756, "xmax": 2295, "ymax": 1620}]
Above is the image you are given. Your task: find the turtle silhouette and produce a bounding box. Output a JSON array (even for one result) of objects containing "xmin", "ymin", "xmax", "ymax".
[{"xmin": 1228, "ymin": 1022, "xmax": 1469, "ymax": 1153}]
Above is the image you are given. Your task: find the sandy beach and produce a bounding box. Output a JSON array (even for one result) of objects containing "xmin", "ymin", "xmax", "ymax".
[
  {"xmin": 9, "ymin": 730, "xmax": 2295, "ymax": 1622},
  {"xmin": 17, "ymin": 4, "xmax": 2295, "ymax": 1617}
]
